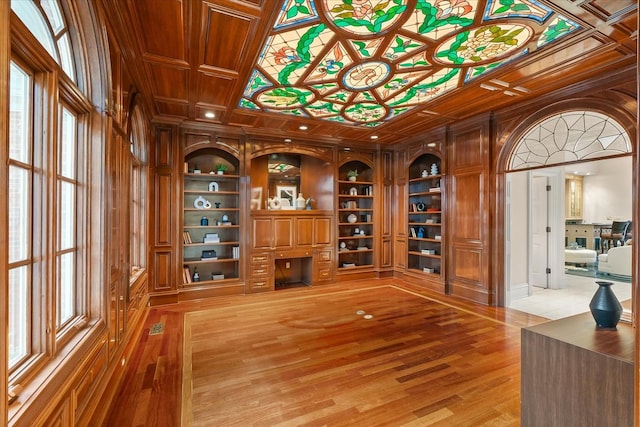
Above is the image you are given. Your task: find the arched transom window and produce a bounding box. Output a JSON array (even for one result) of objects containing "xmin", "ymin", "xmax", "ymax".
[
  {"xmin": 11, "ymin": 0, "xmax": 76, "ymax": 82},
  {"xmin": 509, "ymin": 111, "xmax": 632, "ymax": 171}
]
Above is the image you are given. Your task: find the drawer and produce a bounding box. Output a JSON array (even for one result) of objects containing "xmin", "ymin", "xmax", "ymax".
[
  {"xmin": 252, "ymin": 254, "xmax": 270, "ymax": 264},
  {"xmin": 315, "ymin": 267, "xmax": 333, "ymax": 282},
  {"xmin": 316, "ymin": 249, "xmax": 332, "ymax": 262},
  {"xmin": 275, "ymin": 249, "xmax": 311, "ymax": 258}
]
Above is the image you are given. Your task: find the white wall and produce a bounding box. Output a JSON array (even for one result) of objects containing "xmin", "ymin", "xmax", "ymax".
[
  {"xmin": 508, "ymin": 171, "xmax": 529, "ymax": 299},
  {"xmin": 578, "ymin": 157, "xmax": 632, "ymax": 224}
]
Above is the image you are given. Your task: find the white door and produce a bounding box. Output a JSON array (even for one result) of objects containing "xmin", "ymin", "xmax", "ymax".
[{"xmin": 531, "ymin": 175, "xmax": 549, "ymax": 288}]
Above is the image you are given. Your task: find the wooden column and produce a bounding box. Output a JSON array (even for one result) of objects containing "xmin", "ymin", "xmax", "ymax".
[
  {"xmin": 150, "ymin": 125, "xmax": 180, "ymax": 302},
  {"xmin": 447, "ymin": 119, "xmax": 493, "ymax": 304}
]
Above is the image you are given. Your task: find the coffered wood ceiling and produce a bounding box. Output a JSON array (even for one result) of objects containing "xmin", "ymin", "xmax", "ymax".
[{"xmin": 100, "ymin": 0, "xmax": 637, "ymax": 145}]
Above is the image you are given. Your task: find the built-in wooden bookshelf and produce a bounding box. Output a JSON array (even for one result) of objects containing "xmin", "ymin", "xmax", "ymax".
[
  {"xmin": 337, "ymin": 161, "xmax": 374, "ymax": 271},
  {"xmin": 183, "ymin": 151, "xmax": 240, "ymax": 285},
  {"xmin": 407, "ymin": 154, "xmax": 443, "ymax": 277}
]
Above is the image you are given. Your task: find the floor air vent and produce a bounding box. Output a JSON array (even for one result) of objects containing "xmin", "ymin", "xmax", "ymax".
[{"xmin": 149, "ymin": 323, "xmax": 164, "ymax": 335}]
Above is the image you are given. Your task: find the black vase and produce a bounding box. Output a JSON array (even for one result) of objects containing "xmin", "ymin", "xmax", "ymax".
[{"xmin": 589, "ymin": 281, "xmax": 623, "ymax": 328}]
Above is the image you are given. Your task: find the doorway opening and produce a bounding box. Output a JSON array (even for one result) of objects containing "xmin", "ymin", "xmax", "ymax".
[{"xmin": 504, "ymin": 111, "xmax": 633, "ymax": 320}]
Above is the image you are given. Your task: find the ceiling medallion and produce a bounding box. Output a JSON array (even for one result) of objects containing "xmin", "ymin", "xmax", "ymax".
[
  {"xmin": 435, "ymin": 24, "xmax": 533, "ymax": 66},
  {"xmin": 342, "ymin": 61, "xmax": 390, "ymax": 90}
]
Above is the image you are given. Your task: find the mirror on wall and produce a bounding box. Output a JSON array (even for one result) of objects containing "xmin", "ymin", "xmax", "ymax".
[
  {"xmin": 250, "ymin": 152, "xmax": 333, "ymax": 210},
  {"xmin": 268, "ymin": 154, "xmax": 300, "ymax": 209}
]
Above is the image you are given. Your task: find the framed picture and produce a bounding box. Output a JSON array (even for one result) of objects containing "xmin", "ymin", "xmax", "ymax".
[{"xmin": 276, "ymin": 185, "xmax": 296, "ymax": 208}]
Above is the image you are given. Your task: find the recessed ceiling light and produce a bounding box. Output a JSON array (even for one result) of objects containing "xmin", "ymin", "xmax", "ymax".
[
  {"xmin": 427, "ymin": 142, "xmax": 436, "ymax": 147},
  {"xmin": 284, "ymin": 138, "xmax": 291, "ymax": 142},
  {"xmin": 480, "ymin": 83, "xmax": 500, "ymax": 91},
  {"xmin": 299, "ymin": 125, "xmax": 308, "ymax": 130},
  {"xmin": 344, "ymin": 147, "xmax": 351, "ymax": 151},
  {"xmin": 204, "ymin": 111, "xmax": 215, "ymax": 119},
  {"xmin": 489, "ymin": 79, "xmax": 509, "ymax": 87},
  {"xmin": 370, "ymin": 135, "xmax": 378, "ymax": 140}
]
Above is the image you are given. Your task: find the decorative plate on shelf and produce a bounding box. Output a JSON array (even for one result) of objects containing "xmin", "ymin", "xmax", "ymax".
[{"xmin": 347, "ymin": 213, "xmax": 357, "ymax": 223}]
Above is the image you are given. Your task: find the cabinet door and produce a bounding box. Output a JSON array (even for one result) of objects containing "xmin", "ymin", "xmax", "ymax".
[
  {"xmin": 273, "ymin": 218, "xmax": 293, "ymax": 249},
  {"xmin": 314, "ymin": 217, "xmax": 332, "ymax": 246},
  {"xmin": 296, "ymin": 217, "xmax": 314, "ymax": 247},
  {"xmin": 253, "ymin": 218, "xmax": 272, "ymax": 249}
]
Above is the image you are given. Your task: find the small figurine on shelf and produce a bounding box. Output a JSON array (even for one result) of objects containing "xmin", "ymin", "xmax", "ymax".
[
  {"xmin": 417, "ymin": 227, "xmax": 425, "ymax": 238},
  {"xmin": 200, "ymin": 216, "xmax": 208, "ymax": 226},
  {"xmin": 347, "ymin": 170, "xmax": 358, "ymax": 182},
  {"xmin": 421, "ymin": 169, "xmax": 428, "ymax": 178},
  {"xmin": 193, "ymin": 165, "xmax": 201, "ymax": 174},
  {"xmin": 214, "ymin": 201, "xmax": 221, "ymax": 208},
  {"xmin": 192, "ymin": 267, "xmax": 200, "ymax": 282},
  {"xmin": 305, "ymin": 198, "xmax": 313, "ymax": 210},
  {"xmin": 430, "ymin": 163, "xmax": 439, "ymax": 175}
]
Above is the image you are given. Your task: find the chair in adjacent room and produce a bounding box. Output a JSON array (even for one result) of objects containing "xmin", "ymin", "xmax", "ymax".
[{"xmin": 600, "ymin": 220, "xmax": 631, "ymax": 253}]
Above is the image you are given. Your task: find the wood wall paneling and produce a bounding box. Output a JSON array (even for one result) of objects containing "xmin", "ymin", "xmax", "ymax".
[
  {"xmin": 452, "ymin": 173, "xmax": 484, "ymax": 243},
  {"xmin": 155, "ymin": 174, "xmax": 173, "ymax": 245},
  {"xmin": 296, "ymin": 218, "xmax": 314, "ymax": 247},
  {"xmin": 314, "ymin": 217, "xmax": 332, "ymax": 246},
  {"xmin": 448, "ymin": 122, "xmax": 491, "ymax": 303},
  {"xmin": 153, "ymin": 251, "xmax": 173, "ymax": 291},
  {"xmin": 155, "ymin": 127, "xmax": 174, "ymax": 168},
  {"xmin": 394, "ymin": 239, "xmax": 407, "ymax": 269},
  {"xmin": 382, "ymin": 239, "xmax": 392, "ymax": 267},
  {"xmin": 253, "ymin": 218, "xmax": 273, "ymax": 249},
  {"xmin": 273, "ymin": 218, "xmax": 293, "ymax": 249}
]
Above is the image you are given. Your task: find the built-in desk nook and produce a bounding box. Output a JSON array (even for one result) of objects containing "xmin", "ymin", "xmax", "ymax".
[
  {"xmin": 249, "ymin": 210, "xmax": 334, "ymax": 292},
  {"xmin": 521, "ymin": 312, "xmax": 634, "ymax": 426}
]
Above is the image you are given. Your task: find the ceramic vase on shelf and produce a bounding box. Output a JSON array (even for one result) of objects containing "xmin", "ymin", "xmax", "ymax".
[
  {"xmin": 589, "ymin": 281, "xmax": 623, "ymax": 328},
  {"xmin": 296, "ymin": 193, "xmax": 306, "ymax": 209}
]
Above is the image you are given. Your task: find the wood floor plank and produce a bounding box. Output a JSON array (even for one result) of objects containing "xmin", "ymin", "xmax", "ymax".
[{"xmin": 105, "ymin": 279, "xmax": 549, "ymax": 426}]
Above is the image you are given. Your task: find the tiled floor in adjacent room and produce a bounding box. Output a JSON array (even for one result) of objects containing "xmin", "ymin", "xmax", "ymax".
[{"xmin": 508, "ymin": 272, "xmax": 631, "ymax": 320}]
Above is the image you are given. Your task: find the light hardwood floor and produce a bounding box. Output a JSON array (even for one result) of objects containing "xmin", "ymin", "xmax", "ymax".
[{"xmin": 105, "ymin": 279, "xmax": 547, "ymax": 426}]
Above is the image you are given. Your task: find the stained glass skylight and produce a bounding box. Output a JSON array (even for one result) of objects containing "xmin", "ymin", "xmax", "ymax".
[{"xmin": 240, "ymin": 0, "xmax": 580, "ymax": 127}]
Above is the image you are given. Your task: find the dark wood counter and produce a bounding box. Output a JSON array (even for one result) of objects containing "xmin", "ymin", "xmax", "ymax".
[{"xmin": 521, "ymin": 312, "xmax": 634, "ymax": 426}]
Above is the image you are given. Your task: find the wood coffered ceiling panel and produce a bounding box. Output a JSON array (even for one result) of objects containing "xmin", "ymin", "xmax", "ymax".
[
  {"xmin": 103, "ymin": 0, "xmax": 637, "ymax": 145},
  {"xmin": 147, "ymin": 63, "xmax": 189, "ymax": 101},
  {"xmin": 200, "ymin": 5, "xmax": 253, "ymax": 73},
  {"xmin": 196, "ymin": 73, "xmax": 235, "ymax": 106},
  {"xmin": 129, "ymin": 0, "xmax": 188, "ymax": 63}
]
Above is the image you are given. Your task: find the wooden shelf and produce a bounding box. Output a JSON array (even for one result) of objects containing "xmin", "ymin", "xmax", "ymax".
[
  {"xmin": 183, "ymin": 258, "xmax": 240, "ymax": 264},
  {"xmin": 408, "ymin": 251, "xmax": 441, "ymax": 259},
  {"xmin": 184, "ymin": 225, "xmax": 240, "ymax": 229},
  {"xmin": 184, "ymin": 190, "xmax": 240, "ymax": 195},
  {"xmin": 409, "ymin": 174, "xmax": 442, "ymax": 182},
  {"xmin": 184, "ymin": 241, "xmax": 240, "ymax": 247},
  {"xmin": 184, "ymin": 173, "xmax": 240, "ymax": 179}
]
